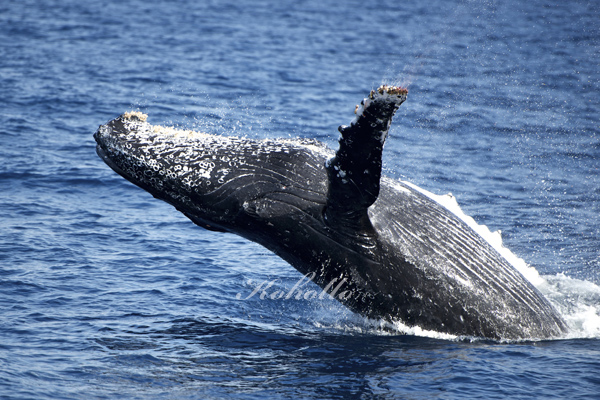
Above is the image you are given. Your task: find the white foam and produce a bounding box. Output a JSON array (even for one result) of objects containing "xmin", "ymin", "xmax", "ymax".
[
  {"xmin": 541, "ymin": 273, "xmax": 600, "ymax": 339},
  {"xmin": 389, "ymin": 319, "xmax": 460, "ymax": 341},
  {"xmin": 314, "ymin": 313, "xmax": 460, "ymax": 341}
]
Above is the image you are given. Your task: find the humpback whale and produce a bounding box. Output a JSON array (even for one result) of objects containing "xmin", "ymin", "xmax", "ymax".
[{"xmin": 94, "ymin": 86, "xmax": 567, "ymax": 340}]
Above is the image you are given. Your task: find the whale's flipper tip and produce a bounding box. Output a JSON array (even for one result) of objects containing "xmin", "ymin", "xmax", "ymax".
[{"xmin": 370, "ymin": 85, "xmax": 408, "ymax": 99}]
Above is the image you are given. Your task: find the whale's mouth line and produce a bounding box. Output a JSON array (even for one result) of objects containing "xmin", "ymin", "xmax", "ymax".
[
  {"xmin": 95, "ymin": 144, "xmax": 139, "ymax": 188},
  {"xmin": 95, "ymin": 143, "xmax": 177, "ymax": 208},
  {"xmin": 95, "ymin": 145, "xmax": 120, "ymax": 176}
]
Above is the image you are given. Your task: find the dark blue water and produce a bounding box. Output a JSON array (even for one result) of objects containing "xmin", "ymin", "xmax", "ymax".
[{"xmin": 1, "ymin": 0, "xmax": 599, "ymax": 398}]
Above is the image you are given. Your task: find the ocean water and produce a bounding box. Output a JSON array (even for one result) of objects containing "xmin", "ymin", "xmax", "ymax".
[{"xmin": 1, "ymin": 0, "xmax": 599, "ymax": 398}]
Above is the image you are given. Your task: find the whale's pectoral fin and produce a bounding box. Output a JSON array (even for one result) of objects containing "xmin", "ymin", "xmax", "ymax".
[{"xmin": 324, "ymin": 86, "xmax": 407, "ymax": 238}]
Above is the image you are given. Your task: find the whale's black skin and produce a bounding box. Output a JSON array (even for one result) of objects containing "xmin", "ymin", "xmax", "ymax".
[{"xmin": 94, "ymin": 88, "xmax": 568, "ymax": 340}]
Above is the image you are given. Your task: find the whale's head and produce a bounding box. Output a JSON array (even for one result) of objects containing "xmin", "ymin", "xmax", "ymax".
[{"xmin": 94, "ymin": 112, "xmax": 330, "ymax": 232}]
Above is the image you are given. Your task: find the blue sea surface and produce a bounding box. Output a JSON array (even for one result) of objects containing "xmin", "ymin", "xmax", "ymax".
[{"xmin": 1, "ymin": 0, "xmax": 599, "ymax": 398}]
